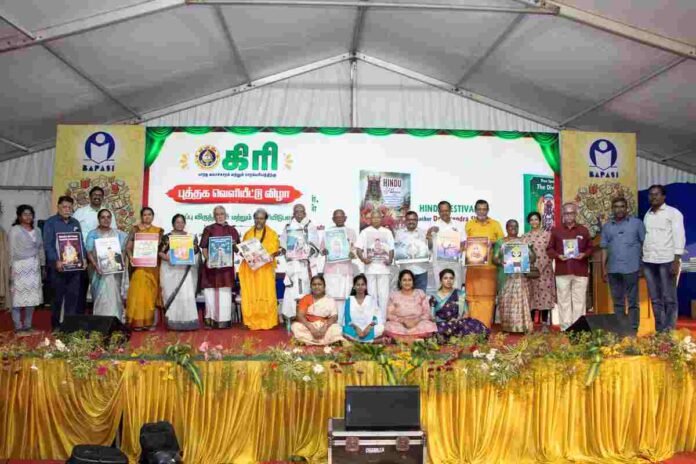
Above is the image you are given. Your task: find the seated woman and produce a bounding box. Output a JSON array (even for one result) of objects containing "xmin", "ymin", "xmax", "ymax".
[
  {"xmin": 384, "ymin": 270, "xmax": 437, "ymax": 342},
  {"xmin": 432, "ymin": 268, "xmax": 489, "ymax": 341},
  {"xmin": 291, "ymin": 275, "xmax": 344, "ymax": 345},
  {"xmin": 343, "ymin": 274, "xmax": 384, "ymax": 343}
]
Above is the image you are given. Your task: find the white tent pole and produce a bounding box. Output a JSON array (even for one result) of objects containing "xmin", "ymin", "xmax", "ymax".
[
  {"xmin": 660, "ymin": 148, "xmax": 696, "ymax": 163},
  {"xmin": 559, "ymin": 57, "xmax": 686, "ymax": 127},
  {"xmin": 213, "ymin": 5, "xmax": 251, "ymax": 84},
  {"xmin": 349, "ymin": 1, "xmax": 368, "ymax": 55},
  {"xmin": 350, "ymin": 59, "xmax": 358, "ymax": 128},
  {"xmin": 0, "ymin": 136, "xmax": 29, "ymax": 152}
]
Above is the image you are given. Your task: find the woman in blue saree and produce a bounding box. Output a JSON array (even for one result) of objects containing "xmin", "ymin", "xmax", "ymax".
[{"xmin": 432, "ymin": 268, "xmax": 489, "ymax": 341}]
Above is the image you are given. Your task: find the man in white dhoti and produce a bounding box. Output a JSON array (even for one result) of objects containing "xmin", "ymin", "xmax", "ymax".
[
  {"xmin": 280, "ymin": 204, "xmax": 320, "ymax": 319},
  {"xmin": 321, "ymin": 209, "xmax": 357, "ymax": 324},
  {"xmin": 356, "ymin": 210, "xmax": 394, "ymax": 323}
]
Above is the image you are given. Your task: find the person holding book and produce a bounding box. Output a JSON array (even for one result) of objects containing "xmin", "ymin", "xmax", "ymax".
[
  {"xmin": 464, "ymin": 199, "xmax": 504, "ymax": 328},
  {"xmin": 493, "ymin": 220, "xmax": 535, "ymax": 333},
  {"xmin": 200, "ymin": 206, "xmax": 241, "ymax": 329},
  {"xmin": 159, "ymin": 214, "xmax": 200, "ymax": 331},
  {"xmin": 239, "ymin": 208, "xmax": 281, "ymax": 330},
  {"xmin": 524, "ymin": 212, "xmax": 556, "ymax": 326},
  {"xmin": 321, "ymin": 209, "xmax": 357, "ymax": 324},
  {"xmin": 280, "ymin": 203, "xmax": 320, "ymax": 320},
  {"xmin": 8, "ymin": 205, "xmax": 44, "ymax": 335},
  {"xmin": 432, "ymin": 268, "xmax": 488, "ymax": 341},
  {"xmin": 357, "ymin": 210, "xmax": 395, "ymax": 322},
  {"xmin": 343, "ymin": 274, "xmax": 384, "ymax": 343},
  {"xmin": 126, "ymin": 207, "xmax": 163, "ymax": 330},
  {"xmin": 86, "ymin": 209, "xmax": 128, "ymax": 321},
  {"xmin": 642, "ymin": 185, "xmax": 685, "ymax": 332},
  {"xmin": 547, "ymin": 202, "xmax": 593, "ymax": 330},
  {"xmin": 384, "ymin": 270, "xmax": 437, "ymax": 342},
  {"xmin": 427, "ymin": 201, "xmax": 465, "ymax": 289},
  {"xmin": 43, "ymin": 196, "xmax": 84, "ymax": 330},
  {"xmin": 291, "ymin": 275, "xmax": 344, "ymax": 345},
  {"xmin": 396, "ymin": 211, "xmax": 429, "ymax": 292}
]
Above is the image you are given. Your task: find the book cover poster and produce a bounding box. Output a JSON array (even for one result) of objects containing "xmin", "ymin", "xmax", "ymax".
[
  {"xmin": 465, "ymin": 237, "xmax": 489, "ymax": 266},
  {"xmin": 169, "ymin": 234, "xmax": 195, "ymax": 266},
  {"xmin": 132, "ymin": 233, "xmax": 159, "ymax": 267},
  {"xmin": 359, "ymin": 171, "xmax": 411, "ymax": 231},
  {"xmin": 503, "ymin": 242, "xmax": 530, "ymax": 274},
  {"xmin": 325, "ymin": 228, "xmax": 351, "ymax": 263},
  {"xmin": 365, "ymin": 230, "xmax": 391, "ymax": 263},
  {"xmin": 208, "ymin": 236, "xmax": 234, "ymax": 269},
  {"xmin": 95, "ymin": 236, "xmax": 124, "ymax": 274},
  {"xmin": 56, "ymin": 232, "xmax": 85, "ymax": 271},
  {"xmin": 239, "ymin": 238, "xmax": 272, "ymax": 271},
  {"xmin": 435, "ymin": 229, "xmax": 461, "ymax": 262},
  {"xmin": 523, "ymin": 174, "xmax": 555, "ymax": 232},
  {"xmin": 563, "ymin": 239, "xmax": 579, "ymax": 258},
  {"xmin": 285, "ymin": 229, "xmax": 310, "ymax": 261},
  {"xmin": 395, "ymin": 232, "xmax": 430, "ymax": 265}
]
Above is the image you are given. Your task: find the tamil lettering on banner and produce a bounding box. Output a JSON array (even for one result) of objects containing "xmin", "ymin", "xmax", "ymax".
[
  {"xmin": 166, "ymin": 185, "xmax": 302, "ymax": 204},
  {"xmin": 561, "ymin": 130, "xmax": 637, "ymax": 236},
  {"xmin": 53, "ymin": 125, "xmax": 146, "ymax": 231}
]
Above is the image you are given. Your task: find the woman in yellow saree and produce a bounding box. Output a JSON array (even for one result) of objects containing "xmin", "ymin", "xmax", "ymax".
[
  {"xmin": 126, "ymin": 207, "xmax": 163, "ymax": 330},
  {"xmin": 238, "ymin": 208, "xmax": 281, "ymax": 330}
]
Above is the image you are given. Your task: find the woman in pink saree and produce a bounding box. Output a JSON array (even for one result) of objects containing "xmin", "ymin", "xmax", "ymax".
[{"xmin": 384, "ymin": 270, "xmax": 437, "ymax": 342}]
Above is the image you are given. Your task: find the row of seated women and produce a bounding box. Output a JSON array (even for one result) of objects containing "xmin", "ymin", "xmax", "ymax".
[{"xmin": 290, "ymin": 269, "xmax": 489, "ymax": 345}]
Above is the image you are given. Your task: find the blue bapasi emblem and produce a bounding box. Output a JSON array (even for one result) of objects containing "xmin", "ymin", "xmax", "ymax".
[
  {"xmin": 84, "ymin": 132, "xmax": 116, "ymax": 164},
  {"xmin": 588, "ymin": 139, "xmax": 618, "ymax": 171}
]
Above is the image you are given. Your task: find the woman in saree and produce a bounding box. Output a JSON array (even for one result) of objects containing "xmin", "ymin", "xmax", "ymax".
[
  {"xmin": 493, "ymin": 219, "xmax": 536, "ymax": 333},
  {"xmin": 523, "ymin": 212, "xmax": 556, "ymax": 325},
  {"xmin": 126, "ymin": 207, "xmax": 163, "ymax": 330},
  {"xmin": 86, "ymin": 209, "xmax": 128, "ymax": 321},
  {"xmin": 384, "ymin": 270, "xmax": 437, "ymax": 342},
  {"xmin": 343, "ymin": 274, "xmax": 384, "ymax": 343},
  {"xmin": 432, "ymin": 268, "xmax": 489, "ymax": 342},
  {"xmin": 238, "ymin": 208, "xmax": 281, "ymax": 330},
  {"xmin": 158, "ymin": 214, "xmax": 200, "ymax": 331},
  {"xmin": 291, "ymin": 275, "xmax": 344, "ymax": 345}
]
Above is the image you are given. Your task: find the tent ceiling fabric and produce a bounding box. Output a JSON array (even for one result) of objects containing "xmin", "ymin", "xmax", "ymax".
[{"xmin": 0, "ymin": 0, "xmax": 694, "ymax": 172}]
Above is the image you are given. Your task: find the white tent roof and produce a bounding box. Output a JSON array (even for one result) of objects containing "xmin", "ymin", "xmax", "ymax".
[{"xmin": 0, "ymin": 0, "xmax": 694, "ymax": 172}]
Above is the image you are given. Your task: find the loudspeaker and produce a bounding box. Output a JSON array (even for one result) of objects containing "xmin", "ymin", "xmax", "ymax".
[
  {"xmin": 67, "ymin": 445, "xmax": 128, "ymax": 464},
  {"xmin": 345, "ymin": 386, "xmax": 420, "ymax": 431},
  {"xmin": 61, "ymin": 315, "xmax": 130, "ymax": 342},
  {"xmin": 566, "ymin": 314, "xmax": 635, "ymax": 337},
  {"xmin": 139, "ymin": 421, "xmax": 181, "ymax": 464}
]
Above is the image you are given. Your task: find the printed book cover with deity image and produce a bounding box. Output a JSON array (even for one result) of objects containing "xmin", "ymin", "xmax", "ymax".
[
  {"xmin": 56, "ymin": 232, "xmax": 85, "ymax": 271},
  {"xmin": 169, "ymin": 234, "xmax": 195, "ymax": 266},
  {"xmin": 95, "ymin": 236, "xmax": 124, "ymax": 274},
  {"xmin": 563, "ymin": 238, "xmax": 579, "ymax": 259},
  {"xmin": 395, "ymin": 231, "xmax": 430, "ymax": 265},
  {"xmin": 365, "ymin": 231, "xmax": 391, "ymax": 263},
  {"xmin": 325, "ymin": 228, "xmax": 351, "ymax": 263},
  {"xmin": 208, "ymin": 236, "xmax": 234, "ymax": 269},
  {"xmin": 239, "ymin": 238, "xmax": 272, "ymax": 271},
  {"xmin": 435, "ymin": 229, "xmax": 461, "ymax": 262},
  {"xmin": 285, "ymin": 229, "xmax": 310, "ymax": 261},
  {"xmin": 132, "ymin": 233, "xmax": 159, "ymax": 267},
  {"xmin": 464, "ymin": 237, "xmax": 489, "ymax": 266},
  {"xmin": 359, "ymin": 171, "xmax": 411, "ymax": 231},
  {"xmin": 503, "ymin": 241, "xmax": 530, "ymax": 274}
]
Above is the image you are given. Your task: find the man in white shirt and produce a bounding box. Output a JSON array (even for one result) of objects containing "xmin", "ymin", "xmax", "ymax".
[
  {"xmin": 642, "ymin": 185, "xmax": 686, "ymax": 332},
  {"xmin": 426, "ymin": 201, "xmax": 466, "ymax": 288},
  {"xmin": 321, "ymin": 209, "xmax": 357, "ymax": 323},
  {"xmin": 280, "ymin": 203, "xmax": 320, "ymax": 319},
  {"xmin": 357, "ymin": 210, "xmax": 394, "ymax": 322},
  {"xmin": 395, "ymin": 211, "xmax": 429, "ymax": 292},
  {"xmin": 72, "ymin": 186, "xmax": 116, "ymax": 242}
]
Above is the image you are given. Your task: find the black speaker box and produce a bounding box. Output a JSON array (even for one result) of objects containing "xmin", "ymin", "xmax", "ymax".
[
  {"xmin": 61, "ymin": 315, "xmax": 130, "ymax": 342},
  {"xmin": 566, "ymin": 313, "xmax": 635, "ymax": 337},
  {"xmin": 67, "ymin": 445, "xmax": 128, "ymax": 464},
  {"xmin": 345, "ymin": 386, "xmax": 420, "ymax": 431},
  {"xmin": 139, "ymin": 421, "xmax": 181, "ymax": 464}
]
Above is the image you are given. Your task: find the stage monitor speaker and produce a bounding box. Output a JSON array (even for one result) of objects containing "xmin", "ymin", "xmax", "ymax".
[
  {"xmin": 345, "ymin": 386, "xmax": 420, "ymax": 431},
  {"xmin": 61, "ymin": 315, "xmax": 130, "ymax": 342},
  {"xmin": 139, "ymin": 421, "xmax": 181, "ymax": 464},
  {"xmin": 67, "ymin": 444, "xmax": 128, "ymax": 464},
  {"xmin": 566, "ymin": 314, "xmax": 635, "ymax": 337}
]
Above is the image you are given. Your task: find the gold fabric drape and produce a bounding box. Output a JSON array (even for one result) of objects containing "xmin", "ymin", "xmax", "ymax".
[{"xmin": 1, "ymin": 357, "xmax": 695, "ymax": 463}]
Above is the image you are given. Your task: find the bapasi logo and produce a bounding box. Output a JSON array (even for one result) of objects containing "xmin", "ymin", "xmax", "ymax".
[
  {"xmin": 588, "ymin": 138, "xmax": 619, "ymax": 178},
  {"xmin": 83, "ymin": 131, "xmax": 116, "ymax": 172}
]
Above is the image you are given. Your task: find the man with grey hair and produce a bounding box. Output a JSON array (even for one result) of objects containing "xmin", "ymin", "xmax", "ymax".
[{"xmin": 547, "ymin": 202, "xmax": 593, "ymax": 330}]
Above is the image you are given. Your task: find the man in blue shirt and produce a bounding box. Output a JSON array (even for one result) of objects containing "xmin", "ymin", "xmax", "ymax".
[
  {"xmin": 600, "ymin": 197, "xmax": 646, "ymax": 331},
  {"xmin": 43, "ymin": 196, "xmax": 85, "ymax": 330}
]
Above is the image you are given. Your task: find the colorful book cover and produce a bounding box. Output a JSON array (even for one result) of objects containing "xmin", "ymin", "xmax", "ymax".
[
  {"xmin": 365, "ymin": 231, "xmax": 390, "ymax": 263},
  {"xmin": 563, "ymin": 238, "xmax": 579, "ymax": 258},
  {"xmin": 395, "ymin": 231, "xmax": 430, "ymax": 264},
  {"xmin": 435, "ymin": 229, "xmax": 461, "ymax": 262},
  {"xmin": 169, "ymin": 234, "xmax": 195, "ymax": 265},
  {"xmin": 239, "ymin": 238, "xmax": 272, "ymax": 271},
  {"xmin": 325, "ymin": 228, "xmax": 351, "ymax": 263},
  {"xmin": 132, "ymin": 233, "xmax": 159, "ymax": 267},
  {"xmin": 56, "ymin": 232, "xmax": 85, "ymax": 271},
  {"xmin": 359, "ymin": 170, "xmax": 411, "ymax": 231},
  {"xmin": 522, "ymin": 174, "xmax": 555, "ymax": 232},
  {"xmin": 208, "ymin": 236, "xmax": 234, "ymax": 269},
  {"xmin": 465, "ymin": 237, "xmax": 489, "ymax": 266},
  {"xmin": 285, "ymin": 229, "xmax": 310, "ymax": 261},
  {"xmin": 94, "ymin": 236, "xmax": 124, "ymax": 274},
  {"xmin": 503, "ymin": 242, "xmax": 530, "ymax": 274}
]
